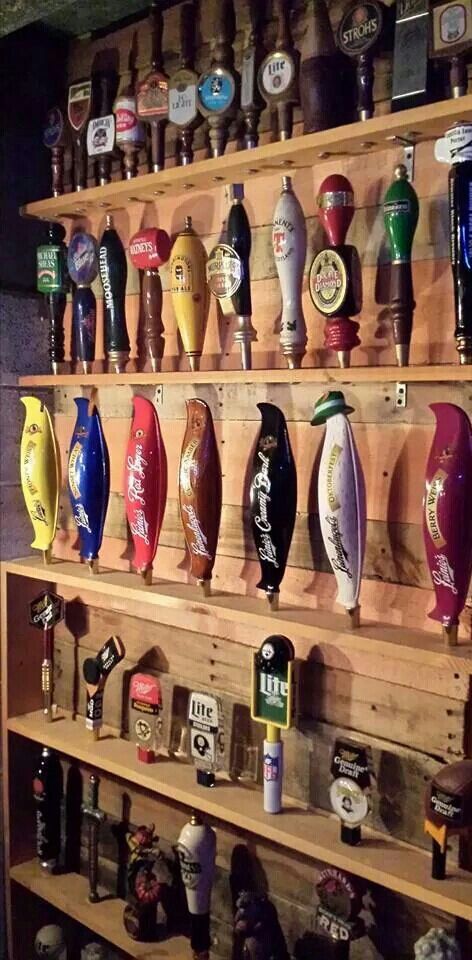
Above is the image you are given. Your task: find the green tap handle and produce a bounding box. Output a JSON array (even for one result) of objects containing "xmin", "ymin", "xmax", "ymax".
[{"xmin": 383, "ymin": 164, "xmax": 419, "ymax": 366}]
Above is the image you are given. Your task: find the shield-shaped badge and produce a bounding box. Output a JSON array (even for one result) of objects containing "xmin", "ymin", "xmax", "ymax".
[{"xmin": 68, "ymin": 80, "xmax": 92, "ymax": 133}]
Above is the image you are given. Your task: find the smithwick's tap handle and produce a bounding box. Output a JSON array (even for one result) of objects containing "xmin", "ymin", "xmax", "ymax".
[
  {"xmin": 227, "ymin": 184, "xmax": 257, "ymax": 370},
  {"xmin": 383, "ymin": 164, "xmax": 419, "ymax": 367},
  {"xmin": 129, "ymin": 227, "xmax": 172, "ymax": 372}
]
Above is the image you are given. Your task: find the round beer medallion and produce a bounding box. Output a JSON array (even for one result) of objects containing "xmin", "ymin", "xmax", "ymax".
[
  {"xmin": 169, "ymin": 69, "xmax": 198, "ymax": 126},
  {"xmin": 439, "ymin": 3, "xmax": 467, "ymax": 43},
  {"xmin": 43, "ymin": 107, "xmax": 64, "ymax": 148},
  {"xmin": 329, "ymin": 776, "xmax": 369, "ymax": 825},
  {"xmin": 135, "ymin": 718, "xmax": 152, "ymax": 742},
  {"xmin": 309, "ymin": 249, "xmax": 347, "ymax": 316},
  {"xmin": 337, "ymin": 1, "xmax": 384, "ymax": 56},
  {"xmin": 259, "ymin": 51, "xmax": 295, "ymax": 97},
  {"xmin": 67, "ymin": 232, "xmax": 98, "ymax": 286},
  {"xmin": 206, "ymin": 244, "xmax": 242, "ymax": 299},
  {"xmin": 198, "ymin": 69, "xmax": 235, "ymax": 114}
]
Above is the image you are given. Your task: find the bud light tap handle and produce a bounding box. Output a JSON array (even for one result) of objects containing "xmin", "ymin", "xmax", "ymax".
[{"xmin": 383, "ymin": 164, "xmax": 419, "ymax": 366}]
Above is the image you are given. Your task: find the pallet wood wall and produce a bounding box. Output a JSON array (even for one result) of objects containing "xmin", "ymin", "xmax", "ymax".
[{"xmin": 11, "ymin": 0, "xmax": 472, "ymax": 957}]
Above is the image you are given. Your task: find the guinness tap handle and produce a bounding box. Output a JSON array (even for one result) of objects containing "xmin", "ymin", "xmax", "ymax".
[{"xmin": 383, "ymin": 164, "xmax": 419, "ymax": 367}]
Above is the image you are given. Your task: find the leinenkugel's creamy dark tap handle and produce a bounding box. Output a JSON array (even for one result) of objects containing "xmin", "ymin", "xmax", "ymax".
[
  {"xmin": 425, "ymin": 759, "xmax": 472, "ymax": 880},
  {"xmin": 257, "ymin": 0, "xmax": 299, "ymax": 141},
  {"xmin": 99, "ymin": 215, "xmax": 130, "ymax": 372},
  {"xmin": 240, "ymin": 0, "xmax": 266, "ymax": 149},
  {"xmin": 383, "ymin": 164, "xmax": 419, "ymax": 367},
  {"xmin": 249, "ymin": 403, "xmax": 297, "ymax": 610},
  {"xmin": 37, "ymin": 223, "xmax": 68, "ymax": 373},
  {"xmin": 168, "ymin": 3, "xmax": 201, "ymax": 165}
]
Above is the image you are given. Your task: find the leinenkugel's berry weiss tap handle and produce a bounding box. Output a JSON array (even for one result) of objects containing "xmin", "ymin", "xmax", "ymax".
[
  {"xmin": 436, "ymin": 123, "xmax": 472, "ymax": 364},
  {"xmin": 36, "ymin": 223, "xmax": 68, "ymax": 373},
  {"xmin": 20, "ymin": 397, "xmax": 60, "ymax": 564},
  {"xmin": 67, "ymin": 232, "xmax": 98, "ymax": 374},
  {"xmin": 258, "ymin": 0, "xmax": 299, "ymax": 141},
  {"xmin": 249, "ymin": 403, "xmax": 297, "ymax": 610},
  {"xmin": 68, "ymin": 398, "xmax": 110, "ymax": 574},
  {"xmin": 178, "ymin": 399, "xmax": 222, "ymax": 595},
  {"xmin": 129, "ymin": 227, "xmax": 172, "ymax": 371},
  {"xmin": 99, "ymin": 215, "xmax": 130, "ymax": 372},
  {"xmin": 423, "ymin": 403, "xmax": 472, "ymax": 646},
  {"xmin": 197, "ymin": 0, "xmax": 238, "ymax": 158},
  {"xmin": 33, "ymin": 747, "xmax": 63, "ymax": 872},
  {"xmin": 383, "ymin": 164, "xmax": 419, "ymax": 367},
  {"xmin": 168, "ymin": 2, "xmax": 201, "ymax": 165},
  {"xmin": 251, "ymin": 636, "xmax": 296, "ymax": 814},
  {"xmin": 125, "ymin": 396, "xmax": 168, "ymax": 584},
  {"xmin": 272, "ymin": 176, "xmax": 307, "ymax": 369},
  {"xmin": 170, "ymin": 217, "xmax": 210, "ymax": 372},
  {"xmin": 309, "ymin": 175, "xmax": 362, "ymax": 368},
  {"xmin": 177, "ymin": 812, "xmax": 216, "ymax": 958}
]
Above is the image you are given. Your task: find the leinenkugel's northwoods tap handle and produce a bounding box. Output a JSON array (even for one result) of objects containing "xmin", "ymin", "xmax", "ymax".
[
  {"xmin": 197, "ymin": 0, "xmax": 238, "ymax": 157},
  {"xmin": 272, "ymin": 176, "xmax": 307, "ymax": 369},
  {"xmin": 168, "ymin": 2, "xmax": 201, "ymax": 165},
  {"xmin": 423, "ymin": 402, "xmax": 472, "ymax": 646},
  {"xmin": 43, "ymin": 107, "xmax": 67, "ymax": 197},
  {"xmin": 177, "ymin": 813, "xmax": 216, "ymax": 958},
  {"xmin": 87, "ymin": 69, "xmax": 118, "ymax": 186},
  {"xmin": 68, "ymin": 80, "xmax": 92, "ymax": 190},
  {"xmin": 171, "ymin": 216, "xmax": 210, "ymax": 372},
  {"xmin": 114, "ymin": 40, "xmax": 145, "ymax": 179},
  {"xmin": 249, "ymin": 403, "xmax": 297, "ymax": 609},
  {"xmin": 258, "ymin": 0, "xmax": 299, "ymax": 141},
  {"xmin": 336, "ymin": 0, "xmax": 385, "ymax": 121},
  {"xmin": 129, "ymin": 227, "xmax": 172, "ymax": 371},
  {"xmin": 383, "ymin": 164, "xmax": 419, "ymax": 367},
  {"xmin": 309, "ymin": 174, "xmax": 362, "ymax": 368},
  {"xmin": 179, "ymin": 398, "xmax": 222, "ymax": 594},
  {"xmin": 67, "ymin": 232, "xmax": 98, "ymax": 373},
  {"xmin": 436, "ymin": 123, "xmax": 472, "ymax": 364},
  {"xmin": 68, "ymin": 397, "xmax": 110, "ymax": 574},
  {"xmin": 251, "ymin": 636, "xmax": 296, "ymax": 814},
  {"xmin": 425, "ymin": 759, "xmax": 472, "ymax": 880},
  {"xmin": 125, "ymin": 396, "xmax": 168, "ymax": 584},
  {"xmin": 240, "ymin": 0, "xmax": 266, "ymax": 149},
  {"xmin": 311, "ymin": 391, "xmax": 366, "ymax": 629},
  {"xmin": 99, "ymin": 215, "xmax": 130, "ymax": 372},
  {"xmin": 37, "ymin": 223, "xmax": 68, "ymax": 373},
  {"xmin": 20, "ymin": 397, "xmax": 60, "ymax": 565},
  {"xmin": 81, "ymin": 774, "xmax": 106, "ymax": 903},
  {"xmin": 136, "ymin": 2, "xmax": 169, "ymax": 172}
]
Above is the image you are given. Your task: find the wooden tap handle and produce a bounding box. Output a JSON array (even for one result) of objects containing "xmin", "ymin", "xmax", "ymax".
[
  {"xmin": 390, "ymin": 260, "xmax": 415, "ymax": 351},
  {"xmin": 357, "ymin": 53, "xmax": 374, "ymax": 120},
  {"xmin": 180, "ymin": 2, "xmax": 195, "ymax": 67},
  {"xmin": 45, "ymin": 292, "xmax": 66, "ymax": 366},
  {"xmin": 150, "ymin": 2, "xmax": 164, "ymax": 71},
  {"xmin": 274, "ymin": 0, "xmax": 291, "ymax": 50},
  {"xmin": 212, "ymin": 0, "xmax": 236, "ymax": 63},
  {"xmin": 51, "ymin": 147, "xmax": 64, "ymax": 197},
  {"xmin": 142, "ymin": 269, "xmax": 164, "ymax": 368},
  {"xmin": 450, "ymin": 54, "xmax": 467, "ymax": 96},
  {"xmin": 74, "ymin": 133, "xmax": 87, "ymax": 190}
]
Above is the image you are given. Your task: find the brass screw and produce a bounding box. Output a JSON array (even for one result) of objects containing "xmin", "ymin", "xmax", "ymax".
[
  {"xmin": 318, "ymin": 152, "xmax": 330, "ymax": 159},
  {"xmin": 183, "ymin": 183, "xmax": 194, "ymax": 190},
  {"xmin": 360, "ymin": 141, "xmax": 375, "ymax": 149}
]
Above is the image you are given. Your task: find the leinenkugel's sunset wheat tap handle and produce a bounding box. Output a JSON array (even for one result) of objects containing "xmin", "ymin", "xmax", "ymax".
[
  {"xmin": 33, "ymin": 747, "xmax": 63, "ymax": 873},
  {"xmin": 67, "ymin": 232, "xmax": 98, "ymax": 374},
  {"xmin": 83, "ymin": 635, "xmax": 125, "ymax": 739},
  {"xmin": 99, "ymin": 215, "xmax": 130, "ymax": 372},
  {"xmin": 114, "ymin": 39, "xmax": 145, "ymax": 179},
  {"xmin": 29, "ymin": 591, "xmax": 65, "ymax": 722},
  {"xmin": 431, "ymin": 0, "xmax": 472, "ymax": 98},
  {"xmin": 309, "ymin": 174, "xmax": 362, "ymax": 368},
  {"xmin": 68, "ymin": 397, "xmax": 110, "ymax": 574},
  {"xmin": 136, "ymin": 2, "xmax": 169, "ymax": 172},
  {"xmin": 258, "ymin": 0, "xmax": 299, "ymax": 140},
  {"xmin": 272, "ymin": 176, "xmax": 307, "ymax": 369},
  {"xmin": 197, "ymin": 0, "xmax": 238, "ymax": 157},
  {"xmin": 178, "ymin": 399, "xmax": 222, "ymax": 595},
  {"xmin": 81, "ymin": 774, "xmax": 106, "ymax": 903},
  {"xmin": 423, "ymin": 402, "xmax": 472, "ymax": 646},
  {"xmin": 383, "ymin": 164, "xmax": 419, "ymax": 367},
  {"xmin": 311, "ymin": 391, "xmax": 366, "ymax": 629},
  {"xmin": 336, "ymin": 1, "xmax": 385, "ymax": 120},
  {"xmin": 43, "ymin": 107, "xmax": 67, "ymax": 196},
  {"xmin": 299, "ymin": 0, "xmax": 340, "ymax": 134},
  {"xmin": 425, "ymin": 759, "xmax": 472, "ymax": 879},
  {"xmin": 68, "ymin": 79, "xmax": 92, "ymax": 190},
  {"xmin": 177, "ymin": 812, "xmax": 216, "ymax": 958},
  {"xmin": 20, "ymin": 397, "xmax": 60, "ymax": 565},
  {"xmin": 435, "ymin": 123, "xmax": 472, "ymax": 364},
  {"xmin": 249, "ymin": 403, "xmax": 297, "ymax": 610},
  {"xmin": 125, "ymin": 396, "xmax": 168, "ymax": 584},
  {"xmin": 251, "ymin": 635, "xmax": 295, "ymax": 814},
  {"xmin": 87, "ymin": 68, "xmax": 118, "ymax": 186},
  {"xmin": 129, "ymin": 227, "xmax": 172, "ymax": 371},
  {"xmin": 168, "ymin": 2, "xmax": 201, "ymax": 165},
  {"xmin": 170, "ymin": 216, "xmax": 210, "ymax": 372},
  {"xmin": 240, "ymin": 0, "xmax": 266, "ymax": 149},
  {"xmin": 36, "ymin": 223, "xmax": 68, "ymax": 373}
]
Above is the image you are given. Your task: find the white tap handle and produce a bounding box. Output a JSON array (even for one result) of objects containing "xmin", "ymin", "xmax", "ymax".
[
  {"xmin": 263, "ymin": 738, "xmax": 283, "ymax": 814},
  {"xmin": 272, "ymin": 176, "xmax": 307, "ymax": 368},
  {"xmin": 177, "ymin": 818, "xmax": 216, "ymax": 915}
]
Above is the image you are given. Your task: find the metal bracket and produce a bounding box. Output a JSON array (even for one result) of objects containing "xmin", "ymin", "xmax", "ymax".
[
  {"xmin": 155, "ymin": 384, "xmax": 163, "ymax": 406},
  {"xmin": 396, "ymin": 382, "xmax": 407, "ymax": 408},
  {"xmin": 385, "ymin": 134, "xmax": 417, "ymax": 181}
]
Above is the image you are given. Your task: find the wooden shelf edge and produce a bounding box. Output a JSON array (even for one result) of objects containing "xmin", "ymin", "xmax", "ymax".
[
  {"xmin": 17, "ymin": 364, "xmax": 472, "ymax": 387},
  {"xmin": 10, "ymin": 859, "xmax": 190, "ymax": 959},
  {"xmin": 8, "ymin": 711, "xmax": 472, "ymax": 922},
  {"xmin": 19, "ymin": 96, "xmax": 472, "ymax": 220},
  {"xmin": 4, "ymin": 556, "xmax": 472, "ymax": 680}
]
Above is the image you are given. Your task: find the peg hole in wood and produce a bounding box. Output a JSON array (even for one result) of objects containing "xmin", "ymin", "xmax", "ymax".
[{"xmin": 383, "ymin": 471, "xmax": 388, "ymax": 477}]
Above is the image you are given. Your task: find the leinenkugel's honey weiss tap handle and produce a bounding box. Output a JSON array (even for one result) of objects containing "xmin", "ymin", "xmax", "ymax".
[
  {"xmin": 249, "ymin": 403, "xmax": 297, "ymax": 610},
  {"xmin": 309, "ymin": 175, "xmax": 362, "ymax": 368},
  {"xmin": 423, "ymin": 403, "xmax": 472, "ymax": 646},
  {"xmin": 20, "ymin": 397, "xmax": 60, "ymax": 564},
  {"xmin": 272, "ymin": 176, "xmax": 307, "ymax": 369},
  {"xmin": 177, "ymin": 812, "xmax": 216, "ymax": 958},
  {"xmin": 425, "ymin": 759, "xmax": 472, "ymax": 880},
  {"xmin": 36, "ymin": 223, "xmax": 68, "ymax": 373},
  {"xmin": 251, "ymin": 635, "xmax": 296, "ymax": 814},
  {"xmin": 257, "ymin": 0, "xmax": 299, "ymax": 141},
  {"xmin": 67, "ymin": 232, "xmax": 98, "ymax": 374},
  {"xmin": 311, "ymin": 391, "xmax": 366, "ymax": 628},
  {"xmin": 68, "ymin": 398, "xmax": 110, "ymax": 574},
  {"xmin": 83, "ymin": 635, "xmax": 125, "ymax": 739},
  {"xmin": 99, "ymin": 215, "xmax": 130, "ymax": 373},
  {"xmin": 170, "ymin": 216, "xmax": 210, "ymax": 372},
  {"xmin": 125, "ymin": 396, "xmax": 168, "ymax": 584},
  {"xmin": 129, "ymin": 227, "xmax": 172, "ymax": 372},
  {"xmin": 383, "ymin": 164, "xmax": 419, "ymax": 367},
  {"xmin": 179, "ymin": 399, "xmax": 222, "ymax": 595}
]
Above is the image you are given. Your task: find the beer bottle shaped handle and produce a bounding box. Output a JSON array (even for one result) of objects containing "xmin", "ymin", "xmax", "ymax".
[{"xmin": 142, "ymin": 269, "xmax": 164, "ymax": 371}]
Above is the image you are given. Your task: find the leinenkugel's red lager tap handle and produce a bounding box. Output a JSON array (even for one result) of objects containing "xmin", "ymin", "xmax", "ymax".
[
  {"xmin": 177, "ymin": 812, "xmax": 216, "ymax": 958},
  {"xmin": 309, "ymin": 174, "xmax": 362, "ymax": 368},
  {"xmin": 129, "ymin": 228, "xmax": 172, "ymax": 371},
  {"xmin": 43, "ymin": 107, "xmax": 67, "ymax": 197},
  {"xmin": 425, "ymin": 759, "xmax": 472, "ymax": 880},
  {"xmin": 179, "ymin": 399, "xmax": 222, "ymax": 595},
  {"xmin": 125, "ymin": 396, "xmax": 168, "ymax": 584},
  {"xmin": 99, "ymin": 215, "xmax": 130, "ymax": 372}
]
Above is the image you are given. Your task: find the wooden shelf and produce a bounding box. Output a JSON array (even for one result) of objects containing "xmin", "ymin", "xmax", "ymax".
[
  {"xmin": 19, "ymin": 97, "xmax": 472, "ymax": 221},
  {"xmin": 17, "ymin": 364, "xmax": 472, "ymax": 388},
  {"xmin": 9, "ymin": 711, "xmax": 472, "ymax": 922},
  {"xmin": 10, "ymin": 859, "xmax": 189, "ymax": 959}
]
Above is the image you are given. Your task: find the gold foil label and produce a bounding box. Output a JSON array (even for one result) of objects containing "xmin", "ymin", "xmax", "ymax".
[
  {"xmin": 326, "ymin": 443, "xmax": 342, "ymax": 511},
  {"xmin": 171, "ymin": 255, "xmax": 193, "ymax": 294},
  {"xmin": 425, "ymin": 468, "xmax": 447, "ymax": 548},
  {"xmin": 180, "ymin": 438, "xmax": 200, "ymax": 497}
]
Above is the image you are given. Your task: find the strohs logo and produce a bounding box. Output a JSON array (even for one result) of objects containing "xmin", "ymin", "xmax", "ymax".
[
  {"xmin": 338, "ymin": 2, "xmax": 382, "ymax": 54},
  {"xmin": 425, "ymin": 468, "xmax": 447, "ymax": 548},
  {"xmin": 326, "ymin": 443, "xmax": 342, "ymax": 511}
]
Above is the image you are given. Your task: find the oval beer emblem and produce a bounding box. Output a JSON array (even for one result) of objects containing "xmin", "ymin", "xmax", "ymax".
[
  {"xmin": 198, "ymin": 69, "xmax": 235, "ymax": 114},
  {"xmin": 337, "ymin": 1, "xmax": 384, "ymax": 55},
  {"xmin": 309, "ymin": 249, "xmax": 347, "ymax": 315},
  {"xmin": 206, "ymin": 244, "xmax": 242, "ymax": 299}
]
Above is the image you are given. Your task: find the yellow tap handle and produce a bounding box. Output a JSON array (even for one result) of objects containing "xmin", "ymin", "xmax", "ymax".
[
  {"xmin": 266, "ymin": 723, "xmax": 280, "ymax": 744},
  {"xmin": 170, "ymin": 216, "xmax": 210, "ymax": 368},
  {"xmin": 20, "ymin": 397, "xmax": 60, "ymax": 556}
]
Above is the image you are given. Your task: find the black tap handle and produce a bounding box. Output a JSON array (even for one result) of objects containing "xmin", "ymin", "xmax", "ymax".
[{"xmin": 227, "ymin": 198, "xmax": 252, "ymax": 317}]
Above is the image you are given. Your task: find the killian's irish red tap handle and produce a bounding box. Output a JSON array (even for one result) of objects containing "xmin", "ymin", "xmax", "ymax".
[
  {"xmin": 317, "ymin": 174, "xmax": 355, "ymax": 246},
  {"xmin": 324, "ymin": 316, "xmax": 360, "ymax": 355}
]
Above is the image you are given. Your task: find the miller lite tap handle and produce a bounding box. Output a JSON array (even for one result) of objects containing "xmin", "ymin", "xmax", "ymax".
[
  {"xmin": 83, "ymin": 635, "xmax": 125, "ymax": 739},
  {"xmin": 125, "ymin": 396, "xmax": 168, "ymax": 583},
  {"xmin": 129, "ymin": 227, "xmax": 172, "ymax": 372},
  {"xmin": 67, "ymin": 397, "xmax": 110, "ymax": 573},
  {"xmin": 257, "ymin": 0, "xmax": 299, "ymax": 141},
  {"xmin": 425, "ymin": 759, "xmax": 472, "ymax": 880},
  {"xmin": 188, "ymin": 691, "xmax": 224, "ymax": 786},
  {"xmin": 37, "ymin": 222, "xmax": 68, "ymax": 373},
  {"xmin": 251, "ymin": 635, "xmax": 295, "ymax": 814},
  {"xmin": 99, "ymin": 215, "xmax": 130, "ymax": 373},
  {"xmin": 67, "ymin": 232, "xmax": 98, "ymax": 374},
  {"xmin": 43, "ymin": 107, "xmax": 67, "ymax": 197},
  {"xmin": 383, "ymin": 164, "xmax": 419, "ymax": 367},
  {"xmin": 227, "ymin": 184, "xmax": 257, "ymax": 370},
  {"xmin": 20, "ymin": 397, "xmax": 60, "ymax": 565},
  {"xmin": 272, "ymin": 176, "xmax": 307, "ymax": 369}
]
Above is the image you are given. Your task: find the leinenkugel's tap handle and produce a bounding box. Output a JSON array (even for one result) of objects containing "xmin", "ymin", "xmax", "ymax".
[
  {"xmin": 99, "ymin": 215, "xmax": 130, "ymax": 372},
  {"xmin": 383, "ymin": 164, "xmax": 419, "ymax": 367},
  {"xmin": 227, "ymin": 184, "xmax": 257, "ymax": 370}
]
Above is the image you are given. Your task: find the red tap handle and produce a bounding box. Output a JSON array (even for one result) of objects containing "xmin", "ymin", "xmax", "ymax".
[{"xmin": 317, "ymin": 174, "xmax": 355, "ymax": 246}]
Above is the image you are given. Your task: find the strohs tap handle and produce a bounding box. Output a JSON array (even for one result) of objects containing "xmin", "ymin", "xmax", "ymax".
[
  {"xmin": 129, "ymin": 227, "xmax": 172, "ymax": 371},
  {"xmin": 336, "ymin": 0, "xmax": 385, "ymax": 121},
  {"xmin": 383, "ymin": 164, "xmax": 419, "ymax": 367},
  {"xmin": 240, "ymin": 0, "xmax": 266, "ymax": 149},
  {"xmin": 81, "ymin": 774, "xmax": 106, "ymax": 903},
  {"xmin": 272, "ymin": 176, "xmax": 307, "ymax": 369},
  {"xmin": 168, "ymin": 3, "xmax": 201, "ymax": 166}
]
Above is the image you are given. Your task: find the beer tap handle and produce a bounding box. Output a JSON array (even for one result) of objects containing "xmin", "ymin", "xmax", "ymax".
[
  {"xmin": 150, "ymin": 1, "xmax": 164, "ymax": 72},
  {"xmin": 142, "ymin": 269, "xmax": 164, "ymax": 372},
  {"xmin": 450, "ymin": 54, "xmax": 468, "ymax": 98},
  {"xmin": 241, "ymin": 0, "xmax": 265, "ymax": 149},
  {"xmin": 274, "ymin": 0, "xmax": 291, "ymax": 50},
  {"xmin": 227, "ymin": 185, "xmax": 257, "ymax": 369},
  {"xmin": 274, "ymin": 0, "xmax": 297, "ymax": 139},
  {"xmin": 389, "ymin": 261, "xmax": 415, "ymax": 367},
  {"xmin": 46, "ymin": 292, "xmax": 67, "ymax": 371},
  {"xmin": 357, "ymin": 52, "xmax": 374, "ymax": 121},
  {"xmin": 74, "ymin": 134, "xmax": 87, "ymax": 191},
  {"xmin": 51, "ymin": 147, "xmax": 64, "ymax": 197},
  {"xmin": 180, "ymin": 2, "xmax": 195, "ymax": 68},
  {"xmin": 96, "ymin": 71, "xmax": 116, "ymax": 185}
]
